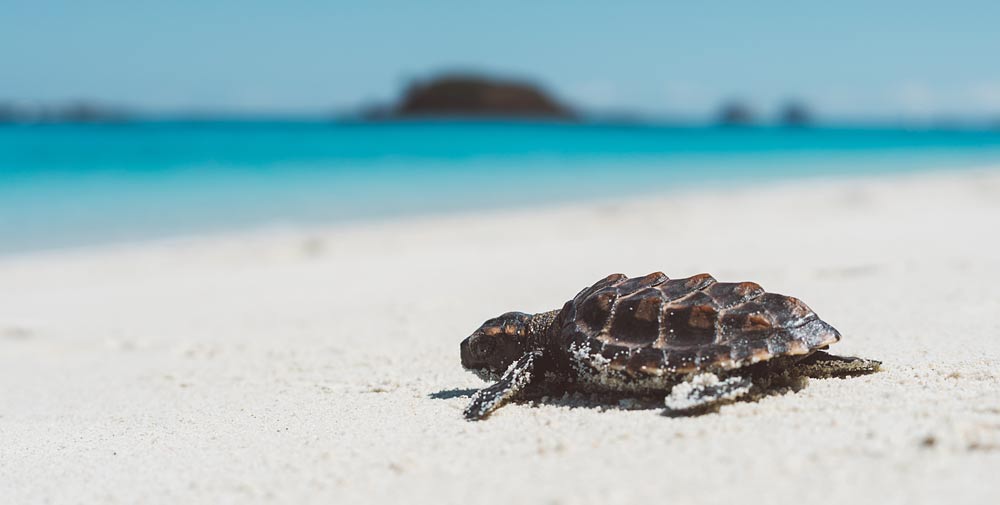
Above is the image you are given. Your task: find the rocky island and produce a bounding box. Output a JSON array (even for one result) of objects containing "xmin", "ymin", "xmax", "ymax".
[{"xmin": 374, "ymin": 74, "xmax": 574, "ymax": 120}]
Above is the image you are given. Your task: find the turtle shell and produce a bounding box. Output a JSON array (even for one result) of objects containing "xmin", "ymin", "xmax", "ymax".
[{"xmin": 557, "ymin": 272, "xmax": 840, "ymax": 377}]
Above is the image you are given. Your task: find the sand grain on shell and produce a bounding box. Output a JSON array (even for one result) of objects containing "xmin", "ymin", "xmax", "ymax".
[{"xmin": 2, "ymin": 169, "xmax": 1000, "ymax": 504}]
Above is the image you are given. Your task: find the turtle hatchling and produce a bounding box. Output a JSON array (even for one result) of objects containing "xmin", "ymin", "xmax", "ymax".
[{"xmin": 459, "ymin": 272, "xmax": 879, "ymax": 420}]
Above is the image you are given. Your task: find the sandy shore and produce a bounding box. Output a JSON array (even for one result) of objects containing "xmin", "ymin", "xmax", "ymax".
[{"xmin": 2, "ymin": 169, "xmax": 999, "ymax": 504}]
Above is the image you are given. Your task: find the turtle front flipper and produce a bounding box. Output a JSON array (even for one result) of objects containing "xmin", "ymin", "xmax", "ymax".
[
  {"xmin": 792, "ymin": 350, "xmax": 881, "ymax": 378},
  {"xmin": 464, "ymin": 351, "xmax": 543, "ymax": 420},
  {"xmin": 663, "ymin": 373, "xmax": 752, "ymax": 415}
]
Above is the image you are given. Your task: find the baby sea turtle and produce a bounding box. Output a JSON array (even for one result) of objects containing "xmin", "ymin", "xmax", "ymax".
[{"xmin": 459, "ymin": 272, "xmax": 879, "ymax": 420}]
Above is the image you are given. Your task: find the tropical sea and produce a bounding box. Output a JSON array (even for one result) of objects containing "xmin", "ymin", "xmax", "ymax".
[{"xmin": 2, "ymin": 121, "xmax": 999, "ymax": 255}]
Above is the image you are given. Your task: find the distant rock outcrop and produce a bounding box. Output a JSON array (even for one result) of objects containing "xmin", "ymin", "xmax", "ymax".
[
  {"xmin": 0, "ymin": 101, "xmax": 130, "ymax": 123},
  {"xmin": 778, "ymin": 101, "xmax": 812, "ymax": 127},
  {"xmin": 716, "ymin": 100, "xmax": 755, "ymax": 126},
  {"xmin": 390, "ymin": 74, "xmax": 574, "ymax": 119}
]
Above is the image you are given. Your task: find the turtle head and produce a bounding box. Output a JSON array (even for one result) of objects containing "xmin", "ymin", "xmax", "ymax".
[{"xmin": 461, "ymin": 311, "xmax": 532, "ymax": 381}]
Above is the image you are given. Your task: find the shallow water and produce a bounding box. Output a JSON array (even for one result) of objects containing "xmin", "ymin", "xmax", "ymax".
[{"xmin": 2, "ymin": 121, "xmax": 999, "ymax": 254}]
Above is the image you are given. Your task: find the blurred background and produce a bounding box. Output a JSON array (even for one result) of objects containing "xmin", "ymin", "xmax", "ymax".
[{"xmin": 2, "ymin": 1, "xmax": 1000, "ymax": 254}]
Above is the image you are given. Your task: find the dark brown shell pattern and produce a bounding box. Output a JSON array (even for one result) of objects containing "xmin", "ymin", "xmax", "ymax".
[{"xmin": 557, "ymin": 272, "xmax": 841, "ymax": 377}]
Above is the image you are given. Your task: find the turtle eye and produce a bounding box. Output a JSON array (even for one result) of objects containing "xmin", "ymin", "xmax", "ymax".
[{"xmin": 472, "ymin": 336, "xmax": 495, "ymax": 358}]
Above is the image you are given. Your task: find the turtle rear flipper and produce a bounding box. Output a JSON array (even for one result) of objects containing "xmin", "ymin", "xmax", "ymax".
[
  {"xmin": 464, "ymin": 351, "xmax": 543, "ymax": 420},
  {"xmin": 663, "ymin": 373, "xmax": 752, "ymax": 415},
  {"xmin": 792, "ymin": 350, "xmax": 881, "ymax": 378}
]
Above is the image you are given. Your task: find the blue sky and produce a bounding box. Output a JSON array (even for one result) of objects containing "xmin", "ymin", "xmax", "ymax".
[{"xmin": 3, "ymin": 1, "xmax": 999, "ymax": 120}]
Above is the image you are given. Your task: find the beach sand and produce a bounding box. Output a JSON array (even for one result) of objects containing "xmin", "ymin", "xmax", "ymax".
[{"xmin": 2, "ymin": 169, "xmax": 999, "ymax": 504}]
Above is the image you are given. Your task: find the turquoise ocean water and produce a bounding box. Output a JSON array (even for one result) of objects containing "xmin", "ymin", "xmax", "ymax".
[{"xmin": 2, "ymin": 121, "xmax": 1000, "ymax": 254}]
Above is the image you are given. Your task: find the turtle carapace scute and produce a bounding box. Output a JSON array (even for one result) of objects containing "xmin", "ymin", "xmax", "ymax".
[{"xmin": 459, "ymin": 272, "xmax": 880, "ymax": 420}]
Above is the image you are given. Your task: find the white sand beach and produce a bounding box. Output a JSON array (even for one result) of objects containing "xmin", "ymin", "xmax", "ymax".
[{"xmin": 2, "ymin": 168, "xmax": 999, "ymax": 504}]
